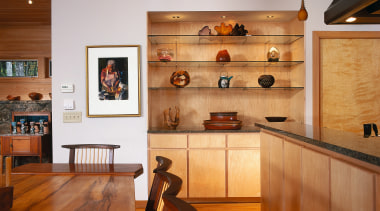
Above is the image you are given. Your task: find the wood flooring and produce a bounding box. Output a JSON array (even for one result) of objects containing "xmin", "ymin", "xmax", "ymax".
[{"xmin": 136, "ymin": 203, "xmax": 261, "ymax": 211}]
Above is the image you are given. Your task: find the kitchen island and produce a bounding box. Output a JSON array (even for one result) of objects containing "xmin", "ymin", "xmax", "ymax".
[{"xmin": 255, "ymin": 122, "xmax": 380, "ymax": 211}]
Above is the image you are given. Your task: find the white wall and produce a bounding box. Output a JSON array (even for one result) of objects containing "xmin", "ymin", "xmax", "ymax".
[{"xmin": 52, "ymin": 0, "xmax": 380, "ymax": 200}]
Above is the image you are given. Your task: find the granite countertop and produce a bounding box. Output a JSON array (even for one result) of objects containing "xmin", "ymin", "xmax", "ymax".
[
  {"xmin": 0, "ymin": 133, "xmax": 46, "ymax": 136},
  {"xmin": 255, "ymin": 122, "xmax": 380, "ymax": 167},
  {"xmin": 148, "ymin": 125, "xmax": 261, "ymax": 133}
]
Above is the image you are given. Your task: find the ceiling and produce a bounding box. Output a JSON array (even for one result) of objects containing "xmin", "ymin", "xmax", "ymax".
[
  {"xmin": 0, "ymin": 0, "xmax": 51, "ymax": 25},
  {"xmin": 0, "ymin": 1, "xmax": 295, "ymax": 26}
]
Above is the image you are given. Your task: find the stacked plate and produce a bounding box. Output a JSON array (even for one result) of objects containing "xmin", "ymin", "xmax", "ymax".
[{"xmin": 203, "ymin": 112, "xmax": 242, "ymax": 130}]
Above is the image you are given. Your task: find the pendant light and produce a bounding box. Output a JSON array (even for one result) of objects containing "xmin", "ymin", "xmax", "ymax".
[{"xmin": 298, "ymin": 0, "xmax": 308, "ymax": 21}]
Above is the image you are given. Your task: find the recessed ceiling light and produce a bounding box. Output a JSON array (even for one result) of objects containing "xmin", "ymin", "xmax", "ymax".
[
  {"xmin": 28, "ymin": 0, "xmax": 33, "ymax": 4},
  {"xmin": 221, "ymin": 16, "xmax": 226, "ymax": 19},
  {"xmin": 345, "ymin": 17, "xmax": 357, "ymax": 23},
  {"xmin": 267, "ymin": 15, "xmax": 274, "ymax": 19}
]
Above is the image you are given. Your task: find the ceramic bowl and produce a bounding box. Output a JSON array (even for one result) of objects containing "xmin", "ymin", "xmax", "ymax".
[
  {"xmin": 265, "ymin": 116, "xmax": 287, "ymax": 122},
  {"xmin": 210, "ymin": 112, "xmax": 238, "ymax": 121},
  {"xmin": 28, "ymin": 92, "xmax": 43, "ymax": 100},
  {"xmin": 157, "ymin": 48, "xmax": 174, "ymax": 62}
]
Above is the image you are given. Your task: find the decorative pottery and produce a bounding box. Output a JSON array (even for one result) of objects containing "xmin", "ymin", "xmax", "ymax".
[
  {"xmin": 258, "ymin": 75, "xmax": 275, "ymax": 88},
  {"xmin": 7, "ymin": 95, "xmax": 20, "ymax": 101},
  {"xmin": 230, "ymin": 23, "xmax": 248, "ymax": 36},
  {"xmin": 216, "ymin": 50, "xmax": 231, "ymax": 63},
  {"xmin": 210, "ymin": 112, "xmax": 238, "ymax": 121},
  {"xmin": 214, "ymin": 23, "xmax": 233, "ymax": 35},
  {"xmin": 170, "ymin": 70, "xmax": 190, "ymax": 88},
  {"xmin": 218, "ymin": 72, "xmax": 233, "ymax": 88},
  {"xmin": 203, "ymin": 120, "xmax": 242, "ymax": 130},
  {"xmin": 198, "ymin": 26, "xmax": 211, "ymax": 35},
  {"xmin": 163, "ymin": 106, "xmax": 180, "ymax": 130},
  {"xmin": 157, "ymin": 48, "xmax": 174, "ymax": 62},
  {"xmin": 11, "ymin": 122, "xmax": 17, "ymax": 134},
  {"xmin": 28, "ymin": 92, "xmax": 43, "ymax": 100},
  {"xmin": 265, "ymin": 116, "xmax": 287, "ymax": 122},
  {"xmin": 267, "ymin": 47, "xmax": 280, "ymax": 62}
]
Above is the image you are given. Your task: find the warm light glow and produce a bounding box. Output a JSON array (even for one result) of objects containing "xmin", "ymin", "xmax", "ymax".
[
  {"xmin": 221, "ymin": 15, "xmax": 226, "ymax": 19},
  {"xmin": 28, "ymin": 0, "xmax": 33, "ymax": 4},
  {"xmin": 267, "ymin": 15, "xmax": 274, "ymax": 19},
  {"xmin": 345, "ymin": 17, "xmax": 357, "ymax": 23}
]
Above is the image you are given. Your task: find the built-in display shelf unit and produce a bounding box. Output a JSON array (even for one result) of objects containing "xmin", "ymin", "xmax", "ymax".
[{"xmin": 148, "ymin": 11, "xmax": 305, "ymax": 131}]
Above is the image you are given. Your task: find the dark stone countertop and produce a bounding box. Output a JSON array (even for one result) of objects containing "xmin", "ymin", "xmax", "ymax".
[
  {"xmin": 255, "ymin": 122, "xmax": 380, "ymax": 167},
  {"xmin": 148, "ymin": 126, "xmax": 261, "ymax": 133}
]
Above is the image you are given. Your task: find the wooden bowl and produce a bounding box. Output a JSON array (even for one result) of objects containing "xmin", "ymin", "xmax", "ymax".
[
  {"xmin": 28, "ymin": 92, "xmax": 43, "ymax": 100},
  {"xmin": 203, "ymin": 120, "xmax": 242, "ymax": 130},
  {"xmin": 265, "ymin": 116, "xmax": 287, "ymax": 122},
  {"xmin": 6, "ymin": 95, "xmax": 20, "ymax": 101},
  {"xmin": 210, "ymin": 112, "xmax": 237, "ymax": 121}
]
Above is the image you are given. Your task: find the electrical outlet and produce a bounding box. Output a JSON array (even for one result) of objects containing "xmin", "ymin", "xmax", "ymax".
[{"xmin": 63, "ymin": 111, "xmax": 82, "ymax": 123}]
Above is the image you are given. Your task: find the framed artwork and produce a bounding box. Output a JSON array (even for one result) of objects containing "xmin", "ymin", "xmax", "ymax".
[{"xmin": 86, "ymin": 45, "xmax": 141, "ymax": 117}]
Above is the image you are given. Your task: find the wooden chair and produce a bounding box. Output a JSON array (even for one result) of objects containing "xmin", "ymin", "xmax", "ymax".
[
  {"xmin": 160, "ymin": 171, "xmax": 197, "ymax": 211},
  {"xmin": 0, "ymin": 156, "xmax": 14, "ymax": 210},
  {"xmin": 61, "ymin": 144, "xmax": 120, "ymax": 164},
  {"xmin": 146, "ymin": 156, "xmax": 172, "ymax": 211}
]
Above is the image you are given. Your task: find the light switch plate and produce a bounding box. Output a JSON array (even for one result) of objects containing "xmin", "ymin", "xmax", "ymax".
[
  {"xmin": 63, "ymin": 99, "xmax": 74, "ymax": 110},
  {"xmin": 63, "ymin": 111, "xmax": 82, "ymax": 123}
]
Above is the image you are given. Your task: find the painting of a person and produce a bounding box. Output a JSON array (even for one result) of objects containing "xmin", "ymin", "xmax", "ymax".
[{"xmin": 99, "ymin": 59, "xmax": 128, "ymax": 100}]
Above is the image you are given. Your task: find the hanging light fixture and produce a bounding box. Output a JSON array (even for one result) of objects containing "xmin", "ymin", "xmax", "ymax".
[{"xmin": 298, "ymin": 0, "xmax": 308, "ymax": 21}]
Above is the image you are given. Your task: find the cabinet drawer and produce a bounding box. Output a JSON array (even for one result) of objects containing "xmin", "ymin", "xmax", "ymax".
[
  {"xmin": 188, "ymin": 134, "xmax": 225, "ymax": 148},
  {"xmin": 227, "ymin": 133, "xmax": 260, "ymax": 148},
  {"xmin": 149, "ymin": 134, "xmax": 187, "ymax": 148}
]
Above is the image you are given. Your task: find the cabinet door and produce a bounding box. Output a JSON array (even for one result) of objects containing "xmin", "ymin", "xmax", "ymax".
[
  {"xmin": 301, "ymin": 148, "xmax": 330, "ymax": 211},
  {"xmin": 260, "ymin": 132, "xmax": 271, "ymax": 211},
  {"xmin": 330, "ymin": 158, "xmax": 375, "ymax": 211},
  {"xmin": 227, "ymin": 133, "xmax": 260, "ymax": 197},
  {"xmin": 228, "ymin": 149, "xmax": 260, "ymax": 197},
  {"xmin": 268, "ymin": 134, "xmax": 284, "ymax": 211},
  {"xmin": 12, "ymin": 136, "xmax": 40, "ymax": 155},
  {"xmin": 283, "ymin": 141, "xmax": 301, "ymax": 211},
  {"xmin": 1, "ymin": 136, "xmax": 12, "ymax": 155},
  {"xmin": 188, "ymin": 149, "xmax": 225, "ymax": 198},
  {"xmin": 148, "ymin": 149, "xmax": 188, "ymax": 198}
]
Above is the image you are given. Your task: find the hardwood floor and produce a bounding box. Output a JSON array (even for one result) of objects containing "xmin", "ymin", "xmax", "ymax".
[{"xmin": 136, "ymin": 203, "xmax": 261, "ymax": 211}]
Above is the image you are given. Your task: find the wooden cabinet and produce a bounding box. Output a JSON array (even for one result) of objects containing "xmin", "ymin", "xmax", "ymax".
[
  {"xmin": 1, "ymin": 134, "xmax": 52, "ymax": 163},
  {"xmin": 147, "ymin": 11, "xmax": 305, "ymax": 130},
  {"xmin": 330, "ymin": 158, "xmax": 375, "ymax": 211},
  {"xmin": 260, "ymin": 130, "xmax": 380, "ymax": 211},
  {"xmin": 148, "ymin": 133, "xmax": 260, "ymax": 200}
]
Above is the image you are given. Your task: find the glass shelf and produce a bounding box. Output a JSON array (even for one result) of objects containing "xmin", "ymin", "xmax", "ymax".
[
  {"xmin": 149, "ymin": 87, "xmax": 304, "ymax": 90},
  {"xmin": 148, "ymin": 35, "xmax": 304, "ymax": 45},
  {"xmin": 148, "ymin": 61, "xmax": 303, "ymax": 68}
]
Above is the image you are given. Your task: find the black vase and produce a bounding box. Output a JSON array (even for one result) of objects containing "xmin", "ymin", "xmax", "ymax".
[{"xmin": 258, "ymin": 75, "xmax": 275, "ymax": 88}]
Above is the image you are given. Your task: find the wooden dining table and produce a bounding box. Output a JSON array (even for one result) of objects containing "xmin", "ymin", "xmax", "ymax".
[{"xmin": 10, "ymin": 163, "xmax": 143, "ymax": 211}]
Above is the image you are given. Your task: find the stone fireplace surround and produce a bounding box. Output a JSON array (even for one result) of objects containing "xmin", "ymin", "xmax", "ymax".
[{"xmin": 0, "ymin": 100, "xmax": 52, "ymax": 134}]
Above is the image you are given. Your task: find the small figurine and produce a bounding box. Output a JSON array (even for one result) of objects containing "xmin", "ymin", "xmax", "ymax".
[
  {"xmin": 30, "ymin": 122, "xmax": 35, "ymax": 134},
  {"xmin": 11, "ymin": 122, "xmax": 17, "ymax": 134},
  {"xmin": 20, "ymin": 119, "xmax": 25, "ymax": 134},
  {"xmin": 39, "ymin": 119, "xmax": 44, "ymax": 134}
]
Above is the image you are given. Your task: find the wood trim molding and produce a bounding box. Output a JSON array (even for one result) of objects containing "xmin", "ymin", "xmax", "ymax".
[{"xmin": 312, "ymin": 31, "xmax": 380, "ymax": 128}]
